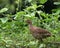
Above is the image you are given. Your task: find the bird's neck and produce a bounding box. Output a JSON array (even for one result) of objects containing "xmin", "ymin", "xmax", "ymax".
[
  {"xmin": 29, "ymin": 24, "xmax": 35, "ymax": 32},
  {"xmin": 29, "ymin": 23, "xmax": 33, "ymax": 28}
]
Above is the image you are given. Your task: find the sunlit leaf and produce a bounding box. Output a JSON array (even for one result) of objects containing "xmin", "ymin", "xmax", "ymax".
[
  {"xmin": 0, "ymin": 17, "xmax": 8, "ymax": 23},
  {"xmin": 39, "ymin": 0, "xmax": 47, "ymax": 4},
  {"xmin": 0, "ymin": 8, "xmax": 8, "ymax": 13},
  {"xmin": 54, "ymin": 2, "xmax": 60, "ymax": 5}
]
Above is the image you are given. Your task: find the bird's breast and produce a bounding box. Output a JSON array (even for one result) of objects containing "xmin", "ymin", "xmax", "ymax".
[{"xmin": 29, "ymin": 27, "xmax": 41, "ymax": 39}]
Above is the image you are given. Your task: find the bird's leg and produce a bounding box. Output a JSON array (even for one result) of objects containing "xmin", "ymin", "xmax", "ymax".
[
  {"xmin": 37, "ymin": 38, "xmax": 43, "ymax": 47},
  {"xmin": 37, "ymin": 40, "xmax": 41, "ymax": 47},
  {"xmin": 40, "ymin": 38, "xmax": 43, "ymax": 43}
]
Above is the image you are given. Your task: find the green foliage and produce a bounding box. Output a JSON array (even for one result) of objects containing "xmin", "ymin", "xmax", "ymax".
[
  {"xmin": 39, "ymin": 0, "xmax": 47, "ymax": 4},
  {"xmin": 54, "ymin": 2, "xmax": 60, "ymax": 5},
  {"xmin": 0, "ymin": 8, "xmax": 8, "ymax": 13},
  {"xmin": 0, "ymin": 0, "xmax": 60, "ymax": 48}
]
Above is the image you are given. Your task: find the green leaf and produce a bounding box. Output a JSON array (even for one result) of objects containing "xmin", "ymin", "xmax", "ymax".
[
  {"xmin": 0, "ymin": 8, "xmax": 8, "ymax": 13},
  {"xmin": 25, "ymin": 4, "xmax": 37, "ymax": 11},
  {"xmin": 39, "ymin": 0, "xmax": 47, "ymax": 4},
  {"xmin": 54, "ymin": 2, "xmax": 60, "ymax": 5},
  {"xmin": 27, "ymin": 0, "xmax": 32, "ymax": 2},
  {"xmin": 0, "ymin": 17, "xmax": 8, "ymax": 23}
]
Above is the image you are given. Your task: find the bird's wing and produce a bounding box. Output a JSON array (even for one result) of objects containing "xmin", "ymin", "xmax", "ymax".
[
  {"xmin": 36, "ymin": 27, "xmax": 51, "ymax": 38},
  {"xmin": 35, "ymin": 27, "xmax": 51, "ymax": 36}
]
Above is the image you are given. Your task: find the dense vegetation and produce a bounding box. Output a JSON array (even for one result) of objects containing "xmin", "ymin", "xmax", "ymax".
[{"xmin": 0, "ymin": 0, "xmax": 60, "ymax": 48}]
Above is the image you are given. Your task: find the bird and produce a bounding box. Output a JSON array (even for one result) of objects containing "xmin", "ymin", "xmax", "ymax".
[{"xmin": 26, "ymin": 19, "xmax": 54, "ymax": 42}]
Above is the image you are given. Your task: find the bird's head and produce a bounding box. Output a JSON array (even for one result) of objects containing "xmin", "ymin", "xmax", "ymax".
[{"xmin": 26, "ymin": 19, "xmax": 32, "ymax": 25}]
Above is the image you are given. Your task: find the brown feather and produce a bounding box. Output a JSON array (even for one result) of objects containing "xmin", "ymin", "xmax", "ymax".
[{"xmin": 26, "ymin": 19, "xmax": 51, "ymax": 41}]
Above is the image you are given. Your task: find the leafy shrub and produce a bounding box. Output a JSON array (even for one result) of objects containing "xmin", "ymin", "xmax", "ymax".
[{"xmin": 0, "ymin": 0, "xmax": 60, "ymax": 48}]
